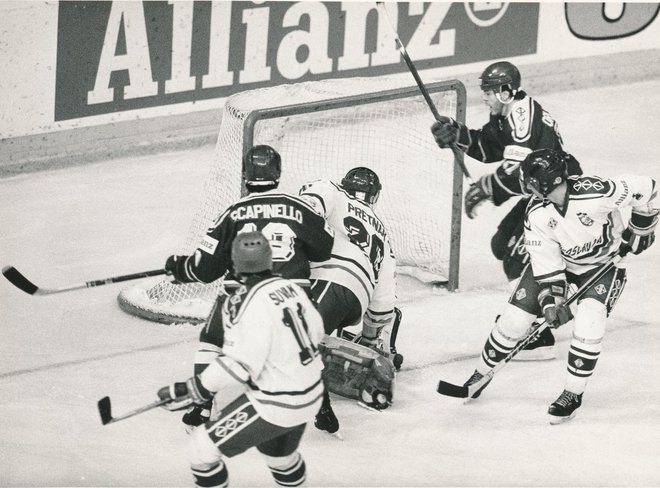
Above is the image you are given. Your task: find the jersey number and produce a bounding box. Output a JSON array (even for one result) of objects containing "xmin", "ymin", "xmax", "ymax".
[
  {"xmin": 282, "ymin": 303, "xmax": 317, "ymax": 366},
  {"xmin": 343, "ymin": 216, "xmax": 385, "ymax": 279},
  {"xmin": 239, "ymin": 222, "xmax": 296, "ymax": 262}
]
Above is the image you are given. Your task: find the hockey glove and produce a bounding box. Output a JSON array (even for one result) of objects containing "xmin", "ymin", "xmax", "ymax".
[
  {"xmin": 464, "ymin": 174, "xmax": 493, "ymax": 219},
  {"xmin": 181, "ymin": 402, "xmax": 212, "ymax": 433},
  {"xmin": 165, "ymin": 254, "xmax": 192, "ymax": 283},
  {"xmin": 430, "ymin": 116, "xmax": 471, "ymax": 151},
  {"xmin": 538, "ymin": 281, "xmax": 573, "ymax": 328},
  {"xmin": 157, "ymin": 376, "xmax": 211, "ymax": 412},
  {"xmin": 620, "ymin": 207, "xmax": 659, "ymax": 255},
  {"xmin": 543, "ymin": 304, "xmax": 573, "ymax": 328}
]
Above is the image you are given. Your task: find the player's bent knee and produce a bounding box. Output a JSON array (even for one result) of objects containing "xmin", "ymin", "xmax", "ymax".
[
  {"xmin": 574, "ymin": 298, "xmax": 607, "ymax": 341},
  {"xmin": 188, "ymin": 424, "xmax": 223, "ymax": 468},
  {"xmin": 497, "ymin": 304, "xmax": 537, "ymax": 339}
]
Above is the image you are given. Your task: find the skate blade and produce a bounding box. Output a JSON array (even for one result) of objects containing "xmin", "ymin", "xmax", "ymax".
[
  {"xmin": 357, "ymin": 401, "xmax": 384, "ymax": 412},
  {"xmin": 548, "ymin": 411, "xmax": 577, "ymax": 425}
]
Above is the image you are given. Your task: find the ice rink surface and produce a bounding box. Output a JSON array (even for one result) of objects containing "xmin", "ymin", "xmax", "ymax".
[{"xmin": 1, "ymin": 80, "xmax": 660, "ymax": 487}]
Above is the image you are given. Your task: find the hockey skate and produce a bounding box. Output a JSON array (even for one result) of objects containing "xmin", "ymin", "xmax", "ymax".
[
  {"xmin": 548, "ymin": 389, "xmax": 583, "ymax": 424},
  {"xmin": 464, "ymin": 370, "xmax": 491, "ymax": 399},
  {"xmin": 314, "ymin": 390, "xmax": 339, "ymax": 434},
  {"xmin": 513, "ymin": 325, "xmax": 556, "ymax": 361}
]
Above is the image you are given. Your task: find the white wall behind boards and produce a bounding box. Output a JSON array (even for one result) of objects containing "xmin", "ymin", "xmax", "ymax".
[{"xmin": 0, "ymin": 2, "xmax": 659, "ymax": 172}]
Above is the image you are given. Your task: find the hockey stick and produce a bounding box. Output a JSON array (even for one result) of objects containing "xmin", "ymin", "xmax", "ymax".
[
  {"xmin": 375, "ymin": 2, "xmax": 474, "ymax": 184},
  {"xmin": 2, "ymin": 265, "xmax": 167, "ymax": 296},
  {"xmin": 437, "ymin": 253, "xmax": 625, "ymax": 398},
  {"xmin": 97, "ymin": 395, "xmax": 170, "ymax": 425}
]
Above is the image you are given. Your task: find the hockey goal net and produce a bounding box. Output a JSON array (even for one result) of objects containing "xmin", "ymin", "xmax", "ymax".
[{"xmin": 118, "ymin": 75, "xmax": 466, "ymax": 324}]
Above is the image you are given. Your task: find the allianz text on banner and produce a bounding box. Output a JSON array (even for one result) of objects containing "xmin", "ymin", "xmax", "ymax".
[{"xmin": 54, "ymin": 1, "xmax": 538, "ymax": 121}]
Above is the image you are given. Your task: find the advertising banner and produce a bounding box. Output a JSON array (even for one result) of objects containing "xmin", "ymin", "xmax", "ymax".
[{"xmin": 54, "ymin": 1, "xmax": 538, "ymax": 121}]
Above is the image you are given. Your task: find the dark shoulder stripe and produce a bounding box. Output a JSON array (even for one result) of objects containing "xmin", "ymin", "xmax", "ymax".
[{"xmin": 567, "ymin": 176, "xmax": 613, "ymax": 197}]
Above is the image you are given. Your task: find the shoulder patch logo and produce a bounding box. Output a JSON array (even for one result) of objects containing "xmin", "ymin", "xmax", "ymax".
[
  {"xmin": 548, "ymin": 218, "xmax": 558, "ymax": 229},
  {"xmin": 573, "ymin": 179, "xmax": 605, "ymax": 192},
  {"xmin": 516, "ymin": 288, "xmax": 527, "ymax": 300},
  {"xmin": 594, "ymin": 284, "xmax": 607, "ymax": 295},
  {"xmin": 577, "ymin": 212, "xmax": 594, "ymax": 226},
  {"xmin": 227, "ymin": 285, "xmax": 248, "ymax": 324}
]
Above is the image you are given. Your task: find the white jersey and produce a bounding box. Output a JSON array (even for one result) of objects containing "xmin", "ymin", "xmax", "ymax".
[
  {"xmin": 524, "ymin": 174, "xmax": 657, "ymax": 282},
  {"xmin": 299, "ymin": 179, "xmax": 396, "ymax": 316},
  {"xmin": 199, "ymin": 276, "xmax": 325, "ymax": 428}
]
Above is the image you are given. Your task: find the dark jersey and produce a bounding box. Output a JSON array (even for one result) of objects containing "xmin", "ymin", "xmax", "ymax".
[
  {"xmin": 178, "ymin": 190, "xmax": 334, "ymax": 283},
  {"xmin": 466, "ymin": 93, "xmax": 579, "ymax": 205}
]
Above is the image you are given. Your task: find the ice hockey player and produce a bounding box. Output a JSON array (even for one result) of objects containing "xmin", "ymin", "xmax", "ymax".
[
  {"xmin": 458, "ymin": 148, "xmax": 657, "ymax": 424},
  {"xmin": 165, "ymin": 144, "xmax": 333, "ymax": 284},
  {"xmin": 164, "ymin": 144, "xmax": 333, "ymax": 429},
  {"xmin": 431, "ymin": 60, "xmax": 583, "ymax": 360},
  {"xmin": 299, "ymin": 167, "xmax": 398, "ymax": 434},
  {"xmin": 156, "ymin": 231, "xmax": 325, "ymax": 487}
]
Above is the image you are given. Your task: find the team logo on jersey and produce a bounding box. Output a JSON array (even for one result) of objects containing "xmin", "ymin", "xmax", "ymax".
[
  {"xmin": 516, "ymin": 288, "xmax": 527, "ymax": 300},
  {"xmin": 573, "ymin": 358, "xmax": 584, "ymax": 368},
  {"xmin": 548, "ymin": 218, "xmax": 558, "ymax": 229},
  {"xmin": 213, "ymin": 408, "xmax": 251, "ymax": 440},
  {"xmin": 577, "ymin": 212, "xmax": 594, "ymax": 226},
  {"xmin": 594, "ymin": 284, "xmax": 607, "ymax": 295}
]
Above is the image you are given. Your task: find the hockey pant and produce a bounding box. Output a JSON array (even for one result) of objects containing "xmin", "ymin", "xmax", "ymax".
[{"xmin": 188, "ymin": 394, "xmax": 307, "ymax": 487}]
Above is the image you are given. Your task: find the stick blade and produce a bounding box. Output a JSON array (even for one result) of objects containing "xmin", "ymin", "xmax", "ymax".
[
  {"xmin": 97, "ymin": 396, "xmax": 114, "ymax": 425},
  {"xmin": 2, "ymin": 266, "xmax": 38, "ymax": 295},
  {"xmin": 437, "ymin": 380, "xmax": 469, "ymax": 398}
]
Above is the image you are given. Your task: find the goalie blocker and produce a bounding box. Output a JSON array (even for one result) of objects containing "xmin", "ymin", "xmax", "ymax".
[{"xmin": 318, "ymin": 336, "xmax": 396, "ymax": 410}]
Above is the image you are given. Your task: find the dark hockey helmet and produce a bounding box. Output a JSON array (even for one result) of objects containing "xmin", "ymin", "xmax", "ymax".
[
  {"xmin": 231, "ymin": 231, "xmax": 273, "ymax": 275},
  {"xmin": 521, "ymin": 148, "xmax": 569, "ymax": 198},
  {"xmin": 243, "ymin": 145, "xmax": 282, "ymax": 187},
  {"xmin": 479, "ymin": 61, "xmax": 521, "ymax": 95},
  {"xmin": 341, "ymin": 167, "xmax": 382, "ymax": 205}
]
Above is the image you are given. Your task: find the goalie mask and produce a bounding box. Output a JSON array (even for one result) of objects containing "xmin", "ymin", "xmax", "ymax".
[
  {"xmin": 231, "ymin": 231, "xmax": 273, "ymax": 275},
  {"xmin": 341, "ymin": 167, "xmax": 382, "ymax": 206},
  {"xmin": 479, "ymin": 61, "xmax": 521, "ymax": 103},
  {"xmin": 243, "ymin": 145, "xmax": 281, "ymax": 188},
  {"xmin": 521, "ymin": 148, "xmax": 569, "ymax": 199}
]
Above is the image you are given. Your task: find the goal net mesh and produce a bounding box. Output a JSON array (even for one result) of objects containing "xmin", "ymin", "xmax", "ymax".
[{"xmin": 118, "ymin": 75, "xmax": 464, "ymax": 324}]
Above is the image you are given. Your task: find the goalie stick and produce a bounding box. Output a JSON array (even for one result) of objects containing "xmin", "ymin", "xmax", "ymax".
[
  {"xmin": 437, "ymin": 252, "xmax": 625, "ymax": 399},
  {"xmin": 376, "ymin": 1, "xmax": 474, "ymax": 184},
  {"xmin": 97, "ymin": 395, "xmax": 169, "ymax": 425},
  {"xmin": 2, "ymin": 265, "xmax": 310, "ymax": 296}
]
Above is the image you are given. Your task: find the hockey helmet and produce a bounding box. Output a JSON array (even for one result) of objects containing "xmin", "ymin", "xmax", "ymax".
[
  {"xmin": 520, "ymin": 148, "xmax": 569, "ymax": 198},
  {"xmin": 231, "ymin": 231, "xmax": 273, "ymax": 275},
  {"xmin": 341, "ymin": 167, "xmax": 382, "ymax": 205},
  {"xmin": 243, "ymin": 145, "xmax": 281, "ymax": 187},
  {"xmin": 479, "ymin": 61, "xmax": 521, "ymax": 98}
]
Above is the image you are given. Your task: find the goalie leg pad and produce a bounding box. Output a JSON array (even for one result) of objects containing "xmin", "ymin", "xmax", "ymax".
[{"xmin": 319, "ymin": 336, "xmax": 395, "ymax": 408}]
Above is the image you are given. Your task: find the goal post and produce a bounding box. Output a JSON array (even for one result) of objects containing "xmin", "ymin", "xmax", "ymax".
[{"xmin": 118, "ymin": 76, "xmax": 466, "ymax": 324}]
